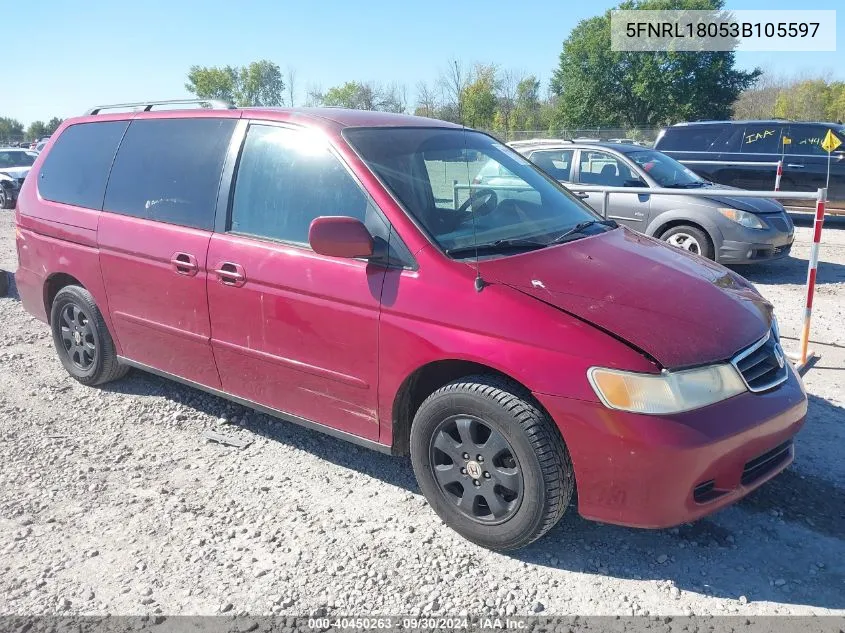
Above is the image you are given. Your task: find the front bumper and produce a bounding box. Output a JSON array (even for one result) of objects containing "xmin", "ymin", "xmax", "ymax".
[
  {"xmin": 717, "ymin": 212, "xmax": 794, "ymax": 264},
  {"xmin": 535, "ymin": 364, "xmax": 807, "ymax": 528}
]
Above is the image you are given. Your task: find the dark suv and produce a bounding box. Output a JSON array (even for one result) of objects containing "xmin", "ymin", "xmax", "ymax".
[{"xmin": 655, "ymin": 121, "xmax": 845, "ymax": 203}]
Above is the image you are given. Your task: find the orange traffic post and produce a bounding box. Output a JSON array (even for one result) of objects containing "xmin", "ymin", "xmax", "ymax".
[{"xmin": 792, "ymin": 187, "xmax": 826, "ymax": 372}]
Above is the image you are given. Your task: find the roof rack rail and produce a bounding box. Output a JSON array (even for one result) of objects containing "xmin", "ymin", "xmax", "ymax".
[{"xmin": 85, "ymin": 98, "xmax": 235, "ymax": 115}]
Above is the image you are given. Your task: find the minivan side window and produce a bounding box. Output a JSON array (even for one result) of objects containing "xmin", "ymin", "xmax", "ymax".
[
  {"xmin": 230, "ymin": 125, "xmax": 368, "ymax": 245},
  {"xmin": 786, "ymin": 125, "xmax": 832, "ymax": 156},
  {"xmin": 740, "ymin": 125, "xmax": 783, "ymax": 154},
  {"xmin": 38, "ymin": 121, "xmax": 129, "ymax": 210},
  {"xmin": 103, "ymin": 118, "xmax": 236, "ymax": 231}
]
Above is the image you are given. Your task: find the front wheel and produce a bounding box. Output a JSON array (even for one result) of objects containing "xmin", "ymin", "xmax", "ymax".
[
  {"xmin": 410, "ymin": 375, "xmax": 574, "ymax": 550},
  {"xmin": 50, "ymin": 285, "xmax": 128, "ymax": 386},
  {"xmin": 661, "ymin": 225, "xmax": 714, "ymax": 260}
]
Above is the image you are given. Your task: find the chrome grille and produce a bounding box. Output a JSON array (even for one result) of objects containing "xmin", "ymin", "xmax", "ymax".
[{"xmin": 732, "ymin": 333, "xmax": 788, "ymax": 392}]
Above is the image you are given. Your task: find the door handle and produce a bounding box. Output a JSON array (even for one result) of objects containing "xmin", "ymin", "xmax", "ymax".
[
  {"xmin": 170, "ymin": 252, "xmax": 198, "ymax": 276},
  {"xmin": 213, "ymin": 261, "xmax": 246, "ymax": 287},
  {"xmin": 573, "ymin": 191, "xmax": 590, "ymax": 198},
  {"xmin": 786, "ymin": 163, "xmax": 805, "ymax": 169}
]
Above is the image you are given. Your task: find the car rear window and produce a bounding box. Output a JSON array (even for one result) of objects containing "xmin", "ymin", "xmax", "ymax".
[
  {"xmin": 655, "ymin": 125, "xmax": 727, "ymax": 152},
  {"xmin": 103, "ymin": 118, "xmax": 236, "ymax": 230},
  {"xmin": 38, "ymin": 121, "xmax": 129, "ymax": 209}
]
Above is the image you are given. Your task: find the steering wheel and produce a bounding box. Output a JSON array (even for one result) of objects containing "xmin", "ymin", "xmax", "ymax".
[{"xmin": 457, "ymin": 188, "xmax": 498, "ymax": 218}]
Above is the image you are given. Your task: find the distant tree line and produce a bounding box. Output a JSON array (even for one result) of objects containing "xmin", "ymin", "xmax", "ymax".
[
  {"xmin": 733, "ymin": 74, "xmax": 845, "ymax": 123},
  {"xmin": 0, "ymin": 116, "xmax": 64, "ymax": 143}
]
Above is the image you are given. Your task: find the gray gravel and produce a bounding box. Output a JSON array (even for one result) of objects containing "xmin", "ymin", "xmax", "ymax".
[{"xmin": 0, "ymin": 209, "xmax": 843, "ymax": 617}]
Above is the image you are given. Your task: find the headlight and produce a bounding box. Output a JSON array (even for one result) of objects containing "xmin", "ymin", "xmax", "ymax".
[
  {"xmin": 588, "ymin": 364, "xmax": 746, "ymax": 415},
  {"xmin": 717, "ymin": 207, "xmax": 765, "ymax": 229}
]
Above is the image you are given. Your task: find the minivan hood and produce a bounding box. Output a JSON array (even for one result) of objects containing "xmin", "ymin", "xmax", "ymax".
[
  {"xmin": 479, "ymin": 227, "xmax": 771, "ymax": 369},
  {"xmin": 698, "ymin": 183, "xmax": 785, "ymax": 214}
]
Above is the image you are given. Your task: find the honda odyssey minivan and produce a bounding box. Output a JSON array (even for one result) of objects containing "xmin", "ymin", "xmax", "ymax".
[{"xmin": 15, "ymin": 101, "xmax": 807, "ymax": 550}]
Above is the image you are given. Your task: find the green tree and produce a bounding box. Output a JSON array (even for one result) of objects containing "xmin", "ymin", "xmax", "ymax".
[
  {"xmin": 0, "ymin": 117, "xmax": 24, "ymax": 143},
  {"xmin": 462, "ymin": 64, "xmax": 499, "ymax": 129},
  {"xmin": 514, "ymin": 75, "xmax": 542, "ymax": 130},
  {"xmin": 186, "ymin": 60, "xmax": 284, "ymax": 107},
  {"xmin": 551, "ymin": 0, "xmax": 759, "ymax": 127},
  {"xmin": 186, "ymin": 65, "xmax": 238, "ymax": 103},
  {"xmin": 27, "ymin": 121, "xmax": 48, "ymax": 141},
  {"xmin": 238, "ymin": 60, "xmax": 284, "ymax": 107},
  {"xmin": 323, "ymin": 81, "xmax": 371, "ymax": 109},
  {"xmin": 45, "ymin": 117, "xmax": 64, "ymax": 136}
]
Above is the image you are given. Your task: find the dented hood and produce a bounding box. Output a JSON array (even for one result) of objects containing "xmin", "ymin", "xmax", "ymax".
[{"xmin": 478, "ymin": 227, "xmax": 771, "ymax": 369}]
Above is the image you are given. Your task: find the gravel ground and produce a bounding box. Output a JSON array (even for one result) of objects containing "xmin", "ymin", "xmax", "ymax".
[{"xmin": 0, "ymin": 209, "xmax": 843, "ymax": 618}]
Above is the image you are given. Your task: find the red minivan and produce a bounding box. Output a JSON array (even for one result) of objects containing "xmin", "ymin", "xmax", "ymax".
[{"xmin": 14, "ymin": 101, "xmax": 807, "ymax": 550}]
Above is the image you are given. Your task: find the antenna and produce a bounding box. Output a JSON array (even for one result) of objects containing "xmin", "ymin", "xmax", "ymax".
[{"xmin": 455, "ymin": 60, "xmax": 485, "ymax": 292}]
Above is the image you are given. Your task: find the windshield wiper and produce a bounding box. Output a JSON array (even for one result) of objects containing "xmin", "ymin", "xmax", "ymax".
[
  {"xmin": 549, "ymin": 219, "xmax": 617, "ymax": 245},
  {"xmin": 446, "ymin": 238, "xmax": 547, "ymax": 258}
]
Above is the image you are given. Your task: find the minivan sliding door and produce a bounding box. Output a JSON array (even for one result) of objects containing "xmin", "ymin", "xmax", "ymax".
[{"xmin": 97, "ymin": 115, "xmax": 237, "ymax": 388}]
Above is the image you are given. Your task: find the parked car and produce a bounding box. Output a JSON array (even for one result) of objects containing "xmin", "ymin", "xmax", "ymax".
[
  {"xmin": 496, "ymin": 140, "xmax": 794, "ymax": 264},
  {"xmin": 654, "ymin": 120, "xmax": 845, "ymax": 203},
  {"xmin": 0, "ymin": 148, "xmax": 37, "ymax": 208},
  {"xmin": 15, "ymin": 101, "xmax": 806, "ymax": 550}
]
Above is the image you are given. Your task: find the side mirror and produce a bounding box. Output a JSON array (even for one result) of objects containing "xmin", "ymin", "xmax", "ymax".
[
  {"xmin": 623, "ymin": 178, "xmax": 646, "ymax": 187},
  {"xmin": 309, "ymin": 216, "xmax": 374, "ymax": 259}
]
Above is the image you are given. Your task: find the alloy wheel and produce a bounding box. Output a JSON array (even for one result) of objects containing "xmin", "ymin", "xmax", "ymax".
[
  {"xmin": 429, "ymin": 414, "xmax": 523, "ymax": 524},
  {"xmin": 59, "ymin": 303, "xmax": 97, "ymax": 370}
]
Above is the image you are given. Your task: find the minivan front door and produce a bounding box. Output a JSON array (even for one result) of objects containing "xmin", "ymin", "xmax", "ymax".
[
  {"xmin": 571, "ymin": 149, "xmax": 650, "ymax": 228},
  {"xmin": 206, "ymin": 123, "xmax": 386, "ymax": 441}
]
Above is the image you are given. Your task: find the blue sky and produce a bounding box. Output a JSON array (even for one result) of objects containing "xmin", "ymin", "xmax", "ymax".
[{"xmin": 5, "ymin": 0, "xmax": 843, "ymax": 125}]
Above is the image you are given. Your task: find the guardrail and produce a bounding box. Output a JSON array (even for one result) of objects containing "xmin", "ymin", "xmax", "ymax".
[{"xmin": 454, "ymin": 182, "xmax": 827, "ymax": 370}]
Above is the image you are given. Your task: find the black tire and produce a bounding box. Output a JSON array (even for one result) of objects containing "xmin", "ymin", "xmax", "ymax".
[
  {"xmin": 50, "ymin": 285, "xmax": 128, "ymax": 386},
  {"xmin": 0, "ymin": 270, "xmax": 8, "ymax": 296},
  {"xmin": 661, "ymin": 224, "xmax": 714, "ymax": 260},
  {"xmin": 410, "ymin": 375, "xmax": 574, "ymax": 550},
  {"xmin": 0, "ymin": 187, "xmax": 9, "ymax": 210}
]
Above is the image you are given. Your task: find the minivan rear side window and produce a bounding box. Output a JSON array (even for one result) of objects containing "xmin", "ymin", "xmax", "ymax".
[
  {"xmin": 656, "ymin": 125, "xmax": 727, "ymax": 151},
  {"xmin": 38, "ymin": 121, "xmax": 129, "ymax": 210},
  {"xmin": 103, "ymin": 118, "xmax": 236, "ymax": 230}
]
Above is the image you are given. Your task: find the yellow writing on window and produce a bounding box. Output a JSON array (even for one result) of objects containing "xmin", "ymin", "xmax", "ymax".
[{"xmin": 744, "ymin": 129, "xmax": 775, "ymax": 144}]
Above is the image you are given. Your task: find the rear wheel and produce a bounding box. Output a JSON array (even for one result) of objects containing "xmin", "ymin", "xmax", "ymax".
[
  {"xmin": 661, "ymin": 225, "xmax": 713, "ymax": 260},
  {"xmin": 0, "ymin": 270, "xmax": 7, "ymax": 296},
  {"xmin": 0, "ymin": 188, "xmax": 9, "ymax": 209},
  {"xmin": 50, "ymin": 285, "xmax": 128, "ymax": 386},
  {"xmin": 410, "ymin": 375, "xmax": 574, "ymax": 550}
]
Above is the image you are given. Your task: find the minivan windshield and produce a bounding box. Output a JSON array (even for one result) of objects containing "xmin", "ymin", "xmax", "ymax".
[
  {"xmin": 627, "ymin": 150, "xmax": 705, "ymax": 188},
  {"xmin": 345, "ymin": 128, "xmax": 611, "ymax": 257}
]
